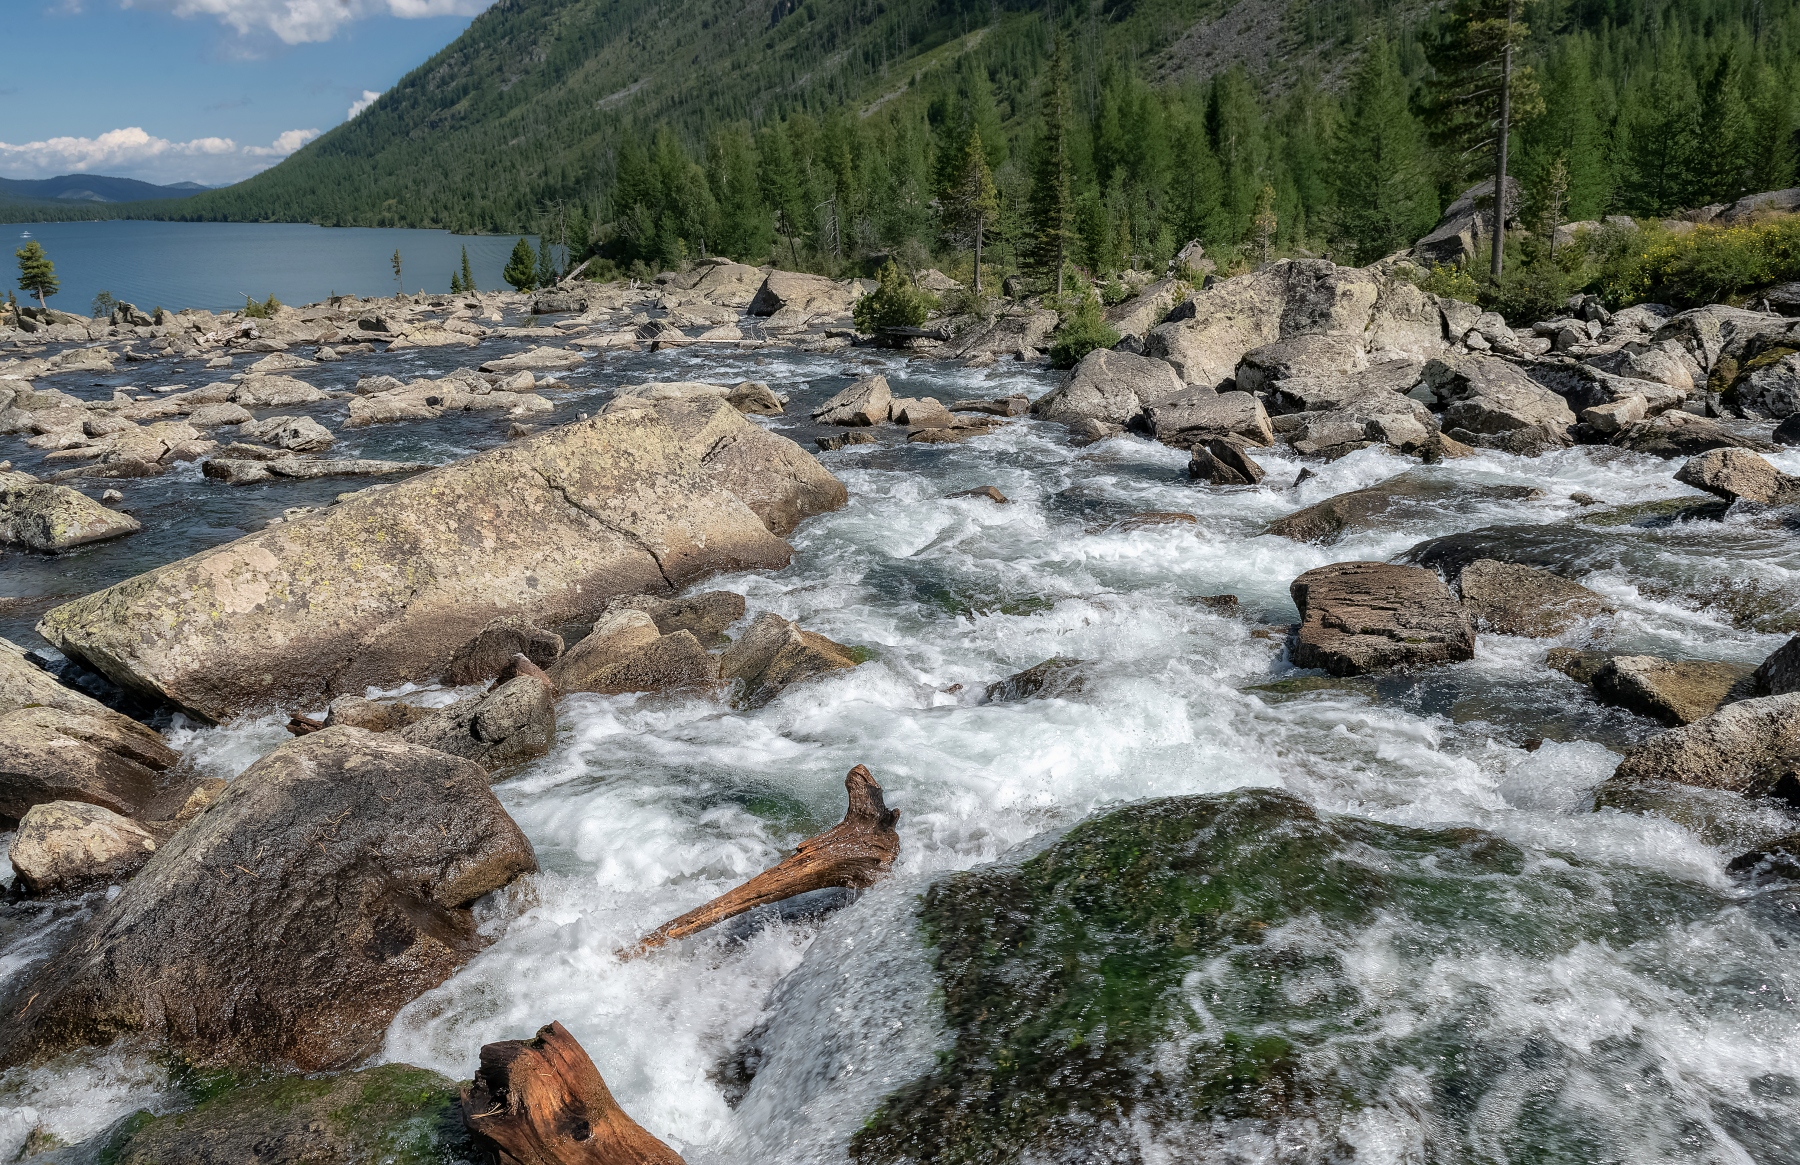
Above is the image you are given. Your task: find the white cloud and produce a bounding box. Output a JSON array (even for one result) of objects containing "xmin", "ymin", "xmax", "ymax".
[
  {"xmin": 122, "ymin": 0, "xmax": 493, "ymax": 45},
  {"xmin": 0, "ymin": 126, "xmax": 320, "ymax": 186},
  {"xmin": 347, "ymin": 90, "xmax": 381, "ymax": 120}
]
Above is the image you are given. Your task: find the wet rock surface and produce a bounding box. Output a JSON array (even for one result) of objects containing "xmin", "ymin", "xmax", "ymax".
[
  {"xmin": 1290, "ymin": 562, "xmax": 1475, "ymax": 676},
  {"xmin": 0, "ymin": 728, "xmax": 537, "ymax": 1072}
]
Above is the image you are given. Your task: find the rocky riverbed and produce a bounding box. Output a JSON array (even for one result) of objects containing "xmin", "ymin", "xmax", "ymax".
[{"xmin": 3, "ymin": 257, "xmax": 1800, "ymax": 1161}]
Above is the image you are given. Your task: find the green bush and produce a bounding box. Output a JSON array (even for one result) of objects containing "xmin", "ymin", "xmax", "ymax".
[
  {"xmin": 940, "ymin": 284, "xmax": 997, "ymax": 321},
  {"xmin": 853, "ymin": 261, "xmax": 938, "ymax": 332},
  {"xmin": 1100, "ymin": 276, "xmax": 1132, "ymax": 306},
  {"xmin": 242, "ymin": 294, "xmax": 281, "ymax": 319},
  {"xmin": 1406, "ymin": 263, "xmax": 1480, "ymax": 304},
  {"xmin": 1479, "ymin": 256, "xmax": 1581, "ymax": 326},
  {"xmin": 1597, "ymin": 216, "xmax": 1800, "ymax": 309},
  {"xmin": 1048, "ymin": 284, "xmax": 1121, "ymax": 369}
]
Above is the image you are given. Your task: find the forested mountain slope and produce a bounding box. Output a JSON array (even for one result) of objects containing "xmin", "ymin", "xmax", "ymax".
[{"xmin": 11, "ymin": 0, "xmax": 1799, "ymax": 290}]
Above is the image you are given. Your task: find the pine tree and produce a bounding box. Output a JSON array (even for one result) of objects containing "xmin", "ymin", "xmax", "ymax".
[
  {"xmin": 1745, "ymin": 58, "xmax": 1799, "ymax": 195},
  {"xmin": 502, "ymin": 238, "xmax": 537, "ymax": 292},
  {"xmin": 1168, "ymin": 104, "xmax": 1226, "ymax": 249},
  {"xmin": 1422, "ymin": 0, "xmax": 1545, "ymax": 193},
  {"xmin": 450, "ymin": 269, "xmax": 464, "ymax": 294},
  {"xmin": 757, "ymin": 126, "xmax": 807, "ymax": 268},
  {"xmin": 942, "ymin": 127, "xmax": 999, "ymax": 292},
  {"xmin": 1207, "ymin": 68, "xmax": 1270, "ymax": 245},
  {"xmin": 391, "ymin": 248, "xmax": 403, "ymax": 296},
  {"xmin": 1618, "ymin": 60, "xmax": 1702, "ymax": 217},
  {"xmin": 1250, "ymin": 184, "xmax": 1278, "ymax": 265},
  {"xmin": 15, "ymin": 241, "xmax": 57, "ymax": 308},
  {"xmin": 1522, "ymin": 38, "xmax": 1612, "ymax": 221},
  {"xmin": 1695, "ymin": 46, "xmax": 1753, "ymax": 203},
  {"xmin": 459, "ymin": 245, "xmax": 475, "ymax": 293},
  {"xmin": 1327, "ymin": 39, "xmax": 1439, "ymax": 264},
  {"xmin": 535, "ymin": 237, "xmax": 559, "ymax": 288},
  {"xmin": 1027, "ymin": 32, "xmax": 1077, "ymax": 294}
]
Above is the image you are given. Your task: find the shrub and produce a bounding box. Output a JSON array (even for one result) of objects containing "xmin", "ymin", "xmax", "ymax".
[
  {"xmin": 853, "ymin": 261, "xmax": 938, "ymax": 332},
  {"xmin": 242, "ymin": 294, "xmax": 281, "ymax": 319},
  {"xmin": 90, "ymin": 290, "xmax": 117, "ymax": 319},
  {"xmin": 1479, "ymin": 259, "xmax": 1580, "ymax": 326},
  {"xmin": 1406, "ymin": 263, "xmax": 1480, "ymax": 304},
  {"xmin": 1100, "ymin": 276, "xmax": 1132, "ymax": 306},
  {"xmin": 1597, "ymin": 216, "xmax": 1800, "ymax": 310},
  {"xmin": 940, "ymin": 284, "xmax": 998, "ymax": 321},
  {"xmin": 1048, "ymin": 284, "xmax": 1121, "ymax": 369}
]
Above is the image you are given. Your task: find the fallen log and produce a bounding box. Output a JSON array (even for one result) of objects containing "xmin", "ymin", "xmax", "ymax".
[
  {"xmin": 628, "ymin": 764, "xmax": 900, "ymax": 956},
  {"xmin": 461, "ymin": 1021, "xmax": 684, "ymax": 1165}
]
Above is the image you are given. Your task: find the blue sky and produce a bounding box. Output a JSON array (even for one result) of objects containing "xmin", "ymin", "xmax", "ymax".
[{"xmin": 0, "ymin": 0, "xmax": 495, "ymax": 187}]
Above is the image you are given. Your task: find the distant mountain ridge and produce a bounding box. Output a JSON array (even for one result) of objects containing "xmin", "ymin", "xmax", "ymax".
[{"xmin": 0, "ymin": 174, "xmax": 210, "ymax": 205}]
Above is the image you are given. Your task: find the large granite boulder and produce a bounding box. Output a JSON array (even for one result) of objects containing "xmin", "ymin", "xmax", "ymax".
[
  {"xmin": 812, "ymin": 375, "xmax": 892, "ymax": 427},
  {"xmin": 720, "ymin": 612, "xmax": 861, "ymax": 708},
  {"xmin": 1611, "ymin": 411, "xmax": 1772, "ymax": 458},
  {"xmin": 551, "ymin": 608, "xmax": 719, "ymax": 696},
  {"xmin": 1030, "ymin": 348, "xmax": 1185, "ymax": 426},
  {"xmin": 1590, "ymin": 655, "xmax": 1753, "ymax": 726},
  {"xmin": 1145, "ymin": 261, "xmax": 1378, "ymax": 389},
  {"xmin": 1755, "ymin": 636, "xmax": 1800, "ymax": 697},
  {"xmin": 1598, "ymin": 694, "xmax": 1800, "ymax": 805},
  {"xmin": 0, "ymin": 637, "xmax": 182, "ymax": 824},
  {"xmin": 0, "ymin": 728, "xmax": 537, "ymax": 1071},
  {"xmin": 1417, "ymin": 355, "xmax": 1575, "ymax": 452},
  {"xmin": 1289, "ymin": 562, "xmax": 1475, "ymax": 675},
  {"xmin": 1144, "ymin": 390, "xmax": 1274, "ymax": 449},
  {"xmin": 1411, "ymin": 177, "xmax": 1522, "ymax": 266},
  {"xmin": 747, "ymin": 270, "xmax": 859, "ymax": 317},
  {"xmin": 1266, "ymin": 474, "xmax": 1537, "ymax": 544},
  {"xmin": 37, "ymin": 404, "xmax": 840, "ymax": 721},
  {"xmin": 0, "ymin": 477, "xmax": 140, "ymax": 552}
]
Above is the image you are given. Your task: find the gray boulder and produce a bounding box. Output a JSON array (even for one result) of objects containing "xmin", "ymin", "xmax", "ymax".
[
  {"xmin": 1412, "ymin": 178, "xmax": 1523, "ymax": 266},
  {"xmin": 38, "ymin": 403, "xmax": 838, "ymax": 721},
  {"xmin": 0, "ymin": 479, "xmax": 140, "ymax": 551},
  {"xmin": 0, "ymin": 637, "xmax": 182, "ymax": 824},
  {"xmin": 442, "ymin": 615, "xmax": 564, "ymax": 686},
  {"xmin": 1755, "ymin": 637, "xmax": 1800, "ymax": 696},
  {"xmin": 1735, "ymin": 351, "xmax": 1800, "ymax": 419},
  {"xmin": 1651, "ymin": 304, "xmax": 1782, "ymax": 378},
  {"xmin": 720, "ymin": 612, "xmax": 861, "ymax": 708},
  {"xmin": 1144, "ymin": 389, "xmax": 1274, "ymax": 449},
  {"xmin": 1612, "ymin": 411, "xmax": 1772, "ymax": 458},
  {"xmin": 1675, "ymin": 447, "xmax": 1800, "ymax": 505},
  {"xmin": 9, "ymin": 800, "xmax": 156, "ymax": 894},
  {"xmin": 1591, "ymin": 655, "xmax": 1753, "ymax": 726},
  {"xmin": 1599, "ymin": 693, "xmax": 1800, "ymax": 804},
  {"xmin": 397, "ymin": 673, "xmax": 556, "ymax": 768},
  {"xmin": 602, "ymin": 589, "xmax": 745, "ymax": 646},
  {"xmin": 242, "ymin": 414, "xmax": 333, "ymax": 452},
  {"xmin": 747, "ymin": 270, "xmax": 859, "ymax": 317},
  {"xmin": 812, "ymin": 375, "xmax": 892, "ymax": 426},
  {"xmin": 1418, "ymin": 355, "xmax": 1575, "ymax": 452},
  {"xmin": 1266, "ymin": 474, "xmax": 1537, "ymax": 544},
  {"xmin": 1289, "ymin": 562, "xmax": 1475, "ymax": 675},
  {"xmin": 551, "ymin": 609, "xmax": 719, "ymax": 696},
  {"xmin": 0, "ymin": 727, "xmax": 538, "ymax": 1072},
  {"xmin": 1457, "ymin": 559, "xmax": 1612, "ymax": 637},
  {"xmin": 1030, "ymin": 348, "xmax": 1184, "ymax": 426},
  {"xmin": 1266, "ymin": 359, "xmax": 1424, "ymax": 414}
]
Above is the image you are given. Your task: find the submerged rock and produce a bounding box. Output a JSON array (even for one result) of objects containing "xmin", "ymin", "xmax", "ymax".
[
  {"xmin": 1610, "ymin": 411, "xmax": 1770, "ymax": 458},
  {"xmin": 1266, "ymin": 473, "xmax": 1537, "ymax": 545},
  {"xmin": 9, "ymin": 799, "xmax": 156, "ymax": 895},
  {"xmin": 103, "ymin": 1063, "xmax": 471, "ymax": 1165},
  {"xmin": 850, "ymin": 787, "xmax": 1687, "ymax": 1165},
  {"xmin": 0, "ymin": 727, "xmax": 537, "ymax": 1072},
  {"xmin": 720, "ymin": 613, "xmax": 861, "ymax": 708},
  {"xmin": 1290, "ymin": 561, "xmax": 1475, "ymax": 675},
  {"xmin": 983, "ymin": 657, "xmax": 1089, "ymax": 703},
  {"xmin": 38, "ymin": 404, "xmax": 835, "ymax": 721},
  {"xmin": 1755, "ymin": 636, "xmax": 1800, "ymax": 696},
  {"xmin": 603, "ymin": 589, "xmax": 746, "ymax": 647},
  {"xmin": 1456, "ymin": 559, "xmax": 1612, "ymax": 637}
]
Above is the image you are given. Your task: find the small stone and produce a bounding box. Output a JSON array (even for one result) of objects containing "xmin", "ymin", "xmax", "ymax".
[
  {"xmin": 816, "ymin": 431, "xmax": 876, "ymax": 452},
  {"xmin": 948, "ymin": 486, "xmax": 1009, "ymax": 504},
  {"xmin": 101, "ymin": 489, "xmax": 123, "ymax": 504}
]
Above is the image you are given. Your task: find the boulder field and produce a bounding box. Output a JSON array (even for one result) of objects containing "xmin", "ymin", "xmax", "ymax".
[{"xmin": 35, "ymin": 397, "xmax": 845, "ymax": 721}]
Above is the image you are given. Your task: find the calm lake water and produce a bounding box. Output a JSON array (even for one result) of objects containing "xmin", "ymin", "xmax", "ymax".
[{"xmin": 3, "ymin": 220, "xmax": 535, "ymax": 313}]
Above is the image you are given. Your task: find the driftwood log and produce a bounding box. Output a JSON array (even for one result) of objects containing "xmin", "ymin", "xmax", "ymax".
[
  {"xmin": 628, "ymin": 764, "xmax": 900, "ymax": 956},
  {"xmin": 461, "ymin": 1021, "xmax": 685, "ymax": 1165}
]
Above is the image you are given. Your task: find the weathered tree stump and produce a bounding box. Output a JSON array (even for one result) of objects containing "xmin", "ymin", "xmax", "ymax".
[
  {"xmin": 628, "ymin": 764, "xmax": 900, "ymax": 956},
  {"xmin": 460, "ymin": 1021, "xmax": 684, "ymax": 1165}
]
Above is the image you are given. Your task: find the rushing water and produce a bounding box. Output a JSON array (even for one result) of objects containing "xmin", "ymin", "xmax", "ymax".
[
  {"xmin": 5, "ymin": 327, "xmax": 1800, "ymax": 1161},
  {"xmin": 1, "ymin": 220, "xmax": 533, "ymax": 314}
]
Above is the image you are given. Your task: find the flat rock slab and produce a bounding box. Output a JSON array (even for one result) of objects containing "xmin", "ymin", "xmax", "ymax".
[
  {"xmin": 0, "ymin": 727, "xmax": 537, "ymax": 1072},
  {"xmin": 1457, "ymin": 559, "xmax": 1612, "ymax": 637},
  {"xmin": 39, "ymin": 402, "xmax": 838, "ymax": 721},
  {"xmin": 1599, "ymin": 693, "xmax": 1800, "ymax": 805},
  {"xmin": 1290, "ymin": 561, "xmax": 1475, "ymax": 676},
  {"xmin": 1591, "ymin": 655, "xmax": 1754, "ymax": 726}
]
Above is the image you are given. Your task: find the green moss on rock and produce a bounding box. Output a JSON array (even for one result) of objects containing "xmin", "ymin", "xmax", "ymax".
[
  {"xmin": 102, "ymin": 1063, "xmax": 473, "ymax": 1165},
  {"xmin": 851, "ymin": 788, "xmax": 1717, "ymax": 1164}
]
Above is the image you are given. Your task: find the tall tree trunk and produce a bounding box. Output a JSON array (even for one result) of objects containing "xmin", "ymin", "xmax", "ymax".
[
  {"xmin": 1491, "ymin": 1, "xmax": 1516, "ymax": 280},
  {"xmin": 973, "ymin": 212, "xmax": 984, "ymax": 294}
]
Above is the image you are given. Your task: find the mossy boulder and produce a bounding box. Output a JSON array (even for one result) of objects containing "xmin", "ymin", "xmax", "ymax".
[
  {"xmin": 851, "ymin": 788, "xmax": 1716, "ymax": 1164},
  {"xmin": 101, "ymin": 1064, "xmax": 473, "ymax": 1164}
]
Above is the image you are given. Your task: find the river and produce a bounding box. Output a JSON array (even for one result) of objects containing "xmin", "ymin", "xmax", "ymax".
[
  {"xmin": 2, "ymin": 220, "xmax": 533, "ymax": 314},
  {"xmin": 3, "ymin": 323, "xmax": 1800, "ymax": 1161}
]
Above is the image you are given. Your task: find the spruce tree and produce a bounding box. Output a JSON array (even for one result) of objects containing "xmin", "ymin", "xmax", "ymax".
[
  {"xmin": 1327, "ymin": 40, "xmax": 1439, "ymax": 264},
  {"xmin": 459, "ymin": 245, "xmax": 475, "ymax": 293},
  {"xmin": 1207, "ymin": 68, "xmax": 1270, "ymax": 244},
  {"xmin": 535, "ymin": 238, "xmax": 558, "ymax": 288},
  {"xmin": 1523, "ymin": 39, "xmax": 1611, "ymax": 221},
  {"xmin": 391, "ymin": 249, "xmax": 403, "ymax": 296},
  {"xmin": 1027, "ymin": 33, "xmax": 1077, "ymax": 294},
  {"xmin": 943, "ymin": 127, "xmax": 999, "ymax": 292},
  {"xmin": 1619, "ymin": 61, "xmax": 1702, "ymax": 217},
  {"xmin": 1422, "ymin": 0, "xmax": 1545, "ymax": 192},
  {"xmin": 502, "ymin": 238, "xmax": 537, "ymax": 292},
  {"xmin": 15, "ymin": 242, "xmax": 56, "ymax": 308},
  {"xmin": 1695, "ymin": 47, "xmax": 1753, "ymax": 203},
  {"xmin": 450, "ymin": 269, "xmax": 464, "ymax": 294},
  {"xmin": 757, "ymin": 126, "xmax": 807, "ymax": 268}
]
